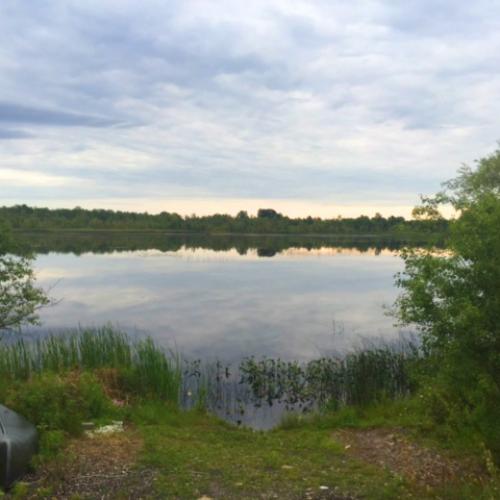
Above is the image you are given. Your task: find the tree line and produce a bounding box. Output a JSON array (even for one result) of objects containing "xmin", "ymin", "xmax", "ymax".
[{"xmin": 0, "ymin": 205, "xmax": 448, "ymax": 235}]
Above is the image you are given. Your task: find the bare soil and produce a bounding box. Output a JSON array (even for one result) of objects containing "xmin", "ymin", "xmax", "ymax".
[
  {"xmin": 15, "ymin": 429, "xmax": 157, "ymax": 499},
  {"xmin": 333, "ymin": 427, "xmax": 485, "ymax": 488}
]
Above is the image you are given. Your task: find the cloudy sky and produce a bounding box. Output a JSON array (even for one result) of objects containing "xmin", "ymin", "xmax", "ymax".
[{"xmin": 1, "ymin": 0, "xmax": 499, "ymax": 217}]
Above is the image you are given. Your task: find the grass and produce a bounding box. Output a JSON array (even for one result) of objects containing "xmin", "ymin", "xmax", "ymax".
[
  {"xmin": 128, "ymin": 402, "xmax": 498, "ymax": 499},
  {"xmin": 0, "ymin": 326, "xmax": 180, "ymax": 402},
  {"xmin": 1, "ymin": 327, "xmax": 420, "ymax": 429},
  {"xmin": 131, "ymin": 402, "xmax": 412, "ymax": 499},
  {"xmin": 1, "ymin": 329, "xmax": 498, "ymax": 498},
  {"xmin": 5, "ymin": 395, "xmax": 497, "ymax": 499}
]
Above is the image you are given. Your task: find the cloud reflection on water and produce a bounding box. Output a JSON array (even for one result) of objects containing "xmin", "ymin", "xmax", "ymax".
[{"xmin": 32, "ymin": 246, "xmax": 407, "ymax": 360}]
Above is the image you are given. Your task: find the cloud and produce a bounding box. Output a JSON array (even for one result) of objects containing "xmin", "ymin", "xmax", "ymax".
[
  {"xmin": 0, "ymin": 168, "xmax": 78, "ymax": 187},
  {"xmin": 0, "ymin": 0, "xmax": 499, "ymax": 215},
  {"xmin": 0, "ymin": 128, "xmax": 32, "ymax": 139},
  {"xmin": 0, "ymin": 102, "xmax": 120, "ymax": 127}
]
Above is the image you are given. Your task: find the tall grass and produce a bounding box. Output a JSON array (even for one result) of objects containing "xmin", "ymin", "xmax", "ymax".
[
  {"xmin": 1, "ymin": 327, "xmax": 420, "ymax": 427},
  {"xmin": 0, "ymin": 326, "xmax": 180, "ymax": 402},
  {"xmin": 239, "ymin": 344, "xmax": 419, "ymax": 409},
  {"xmin": 177, "ymin": 342, "xmax": 421, "ymax": 428}
]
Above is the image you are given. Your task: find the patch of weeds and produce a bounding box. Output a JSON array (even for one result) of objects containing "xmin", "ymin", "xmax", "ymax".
[
  {"xmin": 35, "ymin": 430, "xmax": 67, "ymax": 463},
  {"xmin": 10, "ymin": 482, "xmax": 29, "ymax": 499},
  {"xmin": 319, "ymin": 436, "xmax": 345, "ymax": 454},
  {"xmin": 315, "ymin": 405, "xmax": 362, "ymax": 428},
  {"xmin": 136, "ymin": 406, "xmax": 414, "ymax": 499},
  {"xmin": 31, "ymin": 486, "xmax": 54, "ymax": 498},
  {"xmin": 5, "ymin": 372, "xmax": 112, "ymax": 436},
  {"xmin": 129, "ymin": 400, "xmax": 183, "ymax": 426},
  {"xmin": 277, "ymin": 411, "xmax": 308, "ymax": 430}
]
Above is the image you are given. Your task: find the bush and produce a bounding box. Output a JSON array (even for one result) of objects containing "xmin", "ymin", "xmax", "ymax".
[
  {"xmin": 5, "ymin": 372, "xmax": 111, "ymax": 435},
  {"xmin": 396, "ymin": 148, "xmax": 500, "ymax": 463}
]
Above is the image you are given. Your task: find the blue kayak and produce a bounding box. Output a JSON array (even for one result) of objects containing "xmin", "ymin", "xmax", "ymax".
[{"xmin": 0, "ymin": 405, "xmax": 38, "ymax": 490}]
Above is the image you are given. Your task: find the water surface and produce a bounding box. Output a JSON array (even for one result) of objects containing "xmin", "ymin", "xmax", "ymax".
[{"xmin": 27, "ymin": 234, "xmax": 411, "ymax": 361}]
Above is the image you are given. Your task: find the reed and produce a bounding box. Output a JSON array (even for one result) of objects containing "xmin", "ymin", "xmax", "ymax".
[
  {"xmin": 176, "ymin": 340, "xmax": 420, "ymax": 430},
  {"xmin": 238, "ymin": 343, "xmax": 420, "ymax": 408},
  {"xmin": 0, "ymin": 326, "xmax": 180, "ymax": 402},
  {"xmin": 1, "ymin": 328, "xmax": 419, "ymax": 420}
]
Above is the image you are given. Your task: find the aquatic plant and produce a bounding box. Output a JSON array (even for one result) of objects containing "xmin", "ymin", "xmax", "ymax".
[
  {"xmin": 0, "ymin": 327, "xmax": 419, "ymax": 427},
  {"xmin": 0, "ymin": 326, "xmax": 180, "ymax": 402},
  {"xmin": 178, "ymin": 340, "xmax": 421, "ymax": 428},
  {"xmin": 237, "ymin": 342, "xmax": 419, "ymax": 409}
]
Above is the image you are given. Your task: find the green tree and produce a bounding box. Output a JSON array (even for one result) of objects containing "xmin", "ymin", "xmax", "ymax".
[
  {"xmin": 0, "ymin": 221, "xmax": 49, "ymax": 334},
  {"xmin": 395, "ymin": 147, "xmax": 500, "ymax": 459}
]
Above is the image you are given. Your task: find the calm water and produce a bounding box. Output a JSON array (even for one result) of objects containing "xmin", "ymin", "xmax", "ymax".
[{"xmin": 27, "ymin": 234, "xmax": 411, "ymax": 362}]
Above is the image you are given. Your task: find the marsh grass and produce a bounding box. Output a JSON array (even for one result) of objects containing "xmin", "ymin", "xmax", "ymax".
[
  {"xmin": 177, "ymin": 341, "xmax": 421, "ymax": 429},
  {"xmin": 0, "ymin": 326, "xmax": 180, "ymax": 402},
  {"xmin": 0, "ymin": 327, "xmax": 418, "ymax": 428},
  {"xmin": 237, "ymin": 343, "xmax": 419, "ymax": 409}
]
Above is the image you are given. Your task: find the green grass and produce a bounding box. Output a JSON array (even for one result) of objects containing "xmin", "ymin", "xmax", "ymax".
[
  {"xmin": 0, "ymin": 326, "xmax": 180, "ymax": 402},
  {"xmin": 131, "ymin": 402, "xmax": 412, "ymax": 499},
  {"xmin": 128, "ymin": 402, "xmax": 498, "ymax": 499},
  {"xmin": 1, "ymin": 329, "xmax": 498, "ymax": 498},
  {"xmin": 2, "ymin": 375, "xmax": 498, "ymax": 498},
  {"xmin": 1, "ymin": 327, "xmax": 419, "ymax": 413}
]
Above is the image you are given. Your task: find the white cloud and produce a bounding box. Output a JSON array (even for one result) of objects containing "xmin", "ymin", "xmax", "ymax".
[
  {"xmin": 0, "ymin": 0, "xmax": 499, "ymax": 215},
  {"xmin": 0, "ymin": 168, "xmax": 75, "ymax": 187}
]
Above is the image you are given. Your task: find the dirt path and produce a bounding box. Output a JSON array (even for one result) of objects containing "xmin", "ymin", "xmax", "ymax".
[
  {"xmin": 15, "ymin": 430, "xmax": 157, "ymax": 499},
  {"xmin": 333, "ymin": 428, "xmax": 484, "ymax": 488}
]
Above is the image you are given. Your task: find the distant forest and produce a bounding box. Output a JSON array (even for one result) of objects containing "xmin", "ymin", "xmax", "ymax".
[{"xmin": 0, "ymin": 205, "xmax": 448, "ymax": 236}]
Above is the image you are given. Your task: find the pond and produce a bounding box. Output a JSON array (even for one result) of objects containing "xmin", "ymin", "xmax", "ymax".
[{"xmin": 22, "ymin": 232, "xmax": 413, "ymax": 362}]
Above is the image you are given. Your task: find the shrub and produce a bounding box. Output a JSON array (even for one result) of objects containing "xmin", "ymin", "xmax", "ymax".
[
  {"xmin": 395, "ymin": 148, "xmax": 500, "ymax": 463},
  {"xmin": 5, "ymin": 372, "xmax": 110, "ymax": 435}
]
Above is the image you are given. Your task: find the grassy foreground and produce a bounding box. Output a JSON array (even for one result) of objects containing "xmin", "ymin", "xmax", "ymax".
[
  {"xmin": 5, "ymin": 399, "xmax": 498, "ymax": 499},
  {"xmin": 1, "ymin": 329, "xmax": 498, "ymax": 499},
  {"xmin": 130, "ymin": 402, "xmax": 498, "ymax": 499}
]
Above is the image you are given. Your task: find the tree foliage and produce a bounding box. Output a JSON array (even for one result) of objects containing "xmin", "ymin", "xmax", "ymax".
[
  {"xmin": 0, "ymin": 221, "xmax": 49, "ymax": 334},
  {"xmin": 0, "ymin": 204, "xmax": 448, "ymax": 236},
  {"xmin": 395, "ymin": 147, "xmax": 500, "ymax": 458}
]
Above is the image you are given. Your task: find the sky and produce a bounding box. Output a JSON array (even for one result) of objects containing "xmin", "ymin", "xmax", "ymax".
[{"xmin": 0, "ymin": 0, "xmax": 499, "ymax": 218}]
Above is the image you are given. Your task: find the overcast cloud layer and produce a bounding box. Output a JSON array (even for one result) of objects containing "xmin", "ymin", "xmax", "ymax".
[{"xmin": 1, "ymin": 0, "xmax": 499, "ymax": 217}]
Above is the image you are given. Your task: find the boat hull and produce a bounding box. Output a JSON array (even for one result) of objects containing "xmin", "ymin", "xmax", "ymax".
[{"xmin": 0, "ymin": 405, "xmax": 38, "ymax": 490}]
